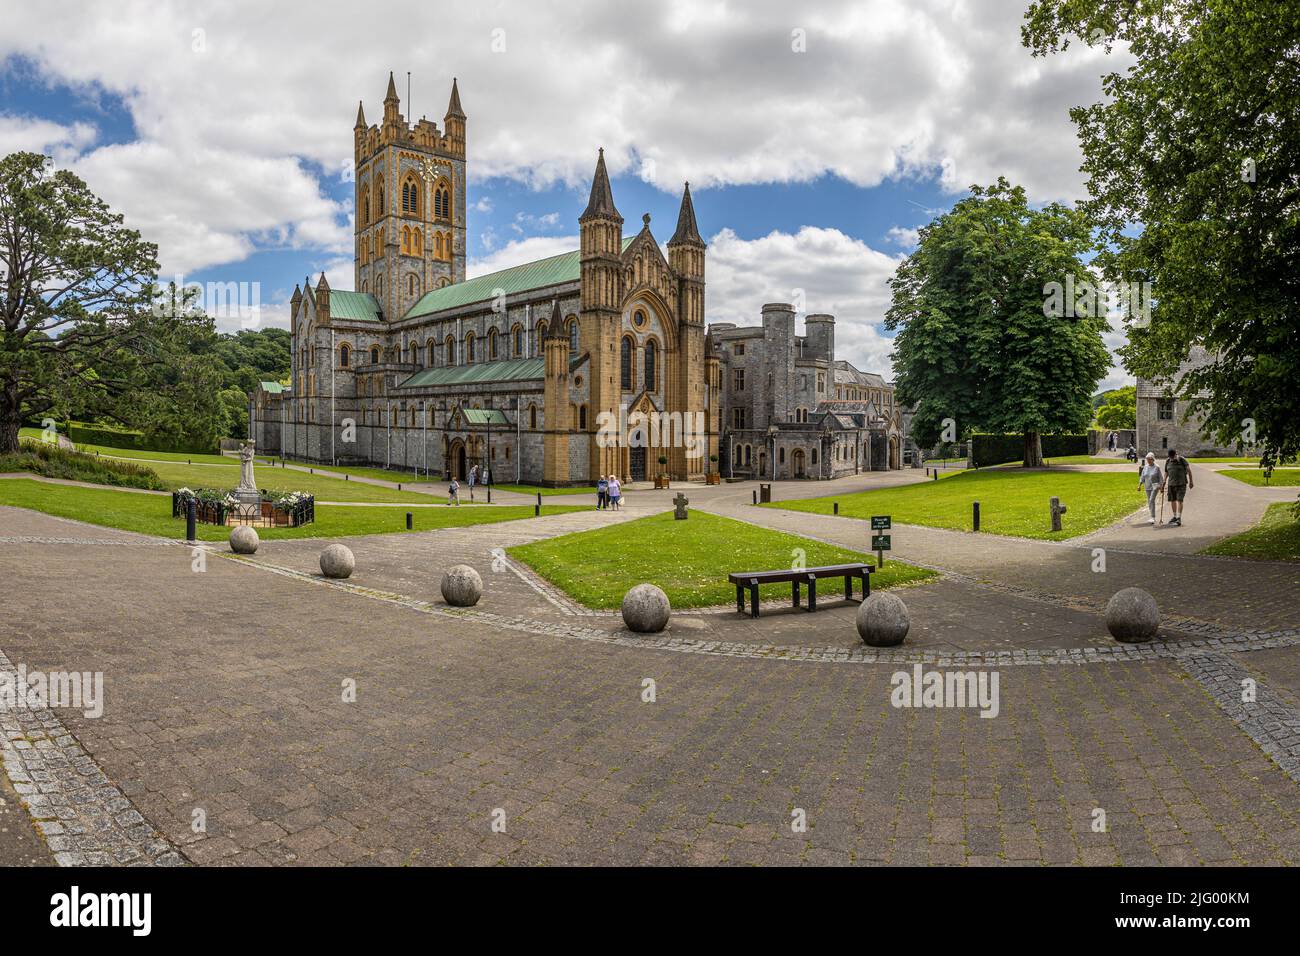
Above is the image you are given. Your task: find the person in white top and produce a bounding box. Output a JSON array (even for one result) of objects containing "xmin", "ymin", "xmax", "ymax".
[
  {"xmin": 608, "ymin": 476, "xmax": 622, "ymax": 509},
  {"xmin": 1138, "ymin": 452, "xmax": 1165, "ymax": 525}
]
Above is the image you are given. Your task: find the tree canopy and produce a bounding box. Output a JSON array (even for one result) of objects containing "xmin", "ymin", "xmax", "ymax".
[
  {"xmin": 1023, "ymin": 0, "xmax": 1300, "ymax": 469},
  {"xmin": 885, "ymin": 178, "xmax": 1112, "ymax": 466}
]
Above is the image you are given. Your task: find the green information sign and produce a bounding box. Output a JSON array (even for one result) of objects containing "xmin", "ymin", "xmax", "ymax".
[
  {"xmin": 871, "ymin": 515, "xmax": 892, "ymax": 530},
  {"xmin": 872, "ymin": 534, "xmax": 892, "ymax": 551}
]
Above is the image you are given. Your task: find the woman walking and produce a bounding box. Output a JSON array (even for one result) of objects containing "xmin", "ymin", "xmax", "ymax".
[
  {"xmin": 1138, "ymin": 452, "xmax": 1164, "ymax": 526},
  {"xmin": 608, "ymin": 475, "xmax": 621, "ymax": 510}
]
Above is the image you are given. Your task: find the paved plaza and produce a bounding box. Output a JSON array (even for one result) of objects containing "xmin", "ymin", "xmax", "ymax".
[{"xmin": 1, "ymin": 464, "xmax": 1298, "ymax": 866}]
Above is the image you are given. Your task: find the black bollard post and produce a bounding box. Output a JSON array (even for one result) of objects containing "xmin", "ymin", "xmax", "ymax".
[
  {"xmin": 834, "ymin": 501, "xmax": 839, "ymax": 515},
  {"xmin": 535, "ymin": 491, "xmax": 541, "ymax": 516},
  {"xmin": 186, "ymin": 499, "xmax": 196, "ymax": 542},
  {"xmin": 973, "ymin": 501, "xmax": 980, "ymax": 532},
  {"xmin": 487, "ymin": 486, "xmax": 492, "ymax": 503},
  {"xmin": 752, "ymin": 489, "xmax": 757, "ymax": 505},
  {"xmin": 933, "ymin": 471, "xmax": 938, "ymax": 481},
  {"xmin": 398, "ymin": 483, "xmax": 402, "ymax": 491},
  {"xmin": 406, "ymin": 512, "xmax": 413, "ymax": 530}
]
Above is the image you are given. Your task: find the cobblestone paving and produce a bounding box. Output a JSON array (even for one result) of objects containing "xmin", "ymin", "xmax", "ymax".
[{"xmin": 3, "ymin": 520, "xmax": 1300, "ymax": 866}]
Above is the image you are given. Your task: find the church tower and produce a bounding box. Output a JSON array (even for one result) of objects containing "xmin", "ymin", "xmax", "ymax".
[
  {"xmin": 542, "ymin": 300, "xmax": 572, "ymax": 485},
  {"xmin": 578, "ymin": 149, "xmax": 625, "ymax": 479},
  {"xmin": 354, "ymin": 73, "xmax": 467, "ymax": 322},
  {"xmin": 667, "ymin": 182, "xmax": 710, "ymax": 477}
]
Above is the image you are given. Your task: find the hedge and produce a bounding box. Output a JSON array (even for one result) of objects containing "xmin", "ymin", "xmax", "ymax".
[
  {"xmin": 66, "ymin": 421, "xmax": 216, "ymax": 455},
  {"xmin": 970, "ymin": 433, "xmax": 1088, "ymax": 467}
]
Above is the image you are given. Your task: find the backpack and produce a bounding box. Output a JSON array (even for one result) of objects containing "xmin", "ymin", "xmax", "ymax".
[{"xmin": 1165, "ymin": 456, "xmax": 1189, "ymax": 485}]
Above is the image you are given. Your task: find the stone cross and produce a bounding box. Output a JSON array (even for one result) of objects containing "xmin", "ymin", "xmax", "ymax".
[
  {"xmin": 673, "ymin": 493, "xmax": 689, "ymax": 520},
  {"xmin": 1050, "ymin": 496, "xmax": 1068, "ymax": 532}
]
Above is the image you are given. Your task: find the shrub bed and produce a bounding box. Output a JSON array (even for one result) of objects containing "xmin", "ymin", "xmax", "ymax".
[
  {"xmin": 970, "ymin": 433, "xmax": 1088, "ymax": 467},
  {"xmin": 66, "ymin": 421, "xmax": 216, "ymax": 455},
  {"xmin": 1, "ymin": 440, "xmax": 166, "ymax": 490}
]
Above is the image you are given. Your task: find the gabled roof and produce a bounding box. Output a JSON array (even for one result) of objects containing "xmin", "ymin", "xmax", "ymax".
[
  {"xmin": 259, "ymin": 381, "xmax": 285, "ymax": 394},
  {"xmin": 402, "ymin": 237, "xmax": 634, "ymax": 320},
  {"xmin": 397, "ymin": 353, "xmax": 587, "ymax": 389},
  {"xmin": 329, "ymin": 290, "xmax": 383, "ymax": 322}
]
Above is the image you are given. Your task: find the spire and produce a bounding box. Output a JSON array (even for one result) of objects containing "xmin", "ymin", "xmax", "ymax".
[
  {"xmin": 445, "ymin": 77, "xmax": 465, "ymax": 119},
  {"xmin": 354, "ymin": 100, "xmax": 366, "ymax": 129},
  {"xmin": 668, "ymin": 182, "xmax": 703, "ymax": 246},
  {"xmin": 579, "ymin": 148, "xmax": 621, "ymax": 222},
  {"xmin": 384, "ymin": 71, "xmax": 399, "ymax": 105},
  {"xmin": 545, "ymin": 299, "xmax": 567, "ymax": 340},
  {"xmin": 317, "ymin": 272, "xmax": 330, "ymax": 290}
]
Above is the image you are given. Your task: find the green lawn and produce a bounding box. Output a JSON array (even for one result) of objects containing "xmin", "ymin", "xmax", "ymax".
[
  {"xmin": 1219, "ymin": 469, "xmax": 1300, "ymax": 487},
  {"xmin": 1040, "ymin": 455, "xmax": 1132, "ymax": 465},
  {"xmin": 493, "ymin": 483, "xmax": 597, "ymax": 497},
  {"xmin": 17, "ymin": 428, "xmax": 257, "ymax": 465},
  {"xmin": 134, "ymin": 459, "xmax": 442, "ymax": 502},
  {"xmin": 0, "ymin": 478, "xmax": 583, "ymax": 541},
  {"xmin": 507, "ymin": 510, "xmax": 937, "ymax": 609},
  {"xmin": 1201, "ymin": 502, "xmax": 1300, "ymax": 561},
  {"xmin": 766, "ymin": 468, "xmax": 1143, "ymax": 540}
]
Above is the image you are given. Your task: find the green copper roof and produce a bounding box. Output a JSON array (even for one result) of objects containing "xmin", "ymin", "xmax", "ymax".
[
  {"xmin": 259, "ymin": 381, "xmax": 285, "ymax": 394},
  {"xmin": 329, "ymin": 290, "xmax": 383, "ymax": 322},
  {"xmin": 397, "ymin": 353, "xmax": 585, "ymax": 389},
  {"xmin": 462, "ymin": 408, "xmax": 510, "ymax": 425},
  {"xmin": 397, "ymin": 356, "xmax": 544, "ymax": 388},
  {"xmin": 402, "ymin": 237, "xmax": 634, "ymax": 320}
]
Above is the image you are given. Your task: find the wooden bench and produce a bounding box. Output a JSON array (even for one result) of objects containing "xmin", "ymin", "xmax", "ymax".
[{"xmin": 727, "ymin": 563, "xmax": 874, "ymax": 618}]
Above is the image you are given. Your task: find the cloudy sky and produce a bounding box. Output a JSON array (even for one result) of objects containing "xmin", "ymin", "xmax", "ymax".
[{"xmin": 0, "ymin": 0, "xmax": 1132, "ymax": 388}]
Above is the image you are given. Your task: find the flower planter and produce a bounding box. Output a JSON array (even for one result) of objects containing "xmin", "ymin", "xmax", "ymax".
[
  {"xmin": 654, "ymin": 476, "xmax": 670, "ymax": 490},
  {"xmin": 705, "ymin": 472, "xmax": 721, "ymax": 485}
]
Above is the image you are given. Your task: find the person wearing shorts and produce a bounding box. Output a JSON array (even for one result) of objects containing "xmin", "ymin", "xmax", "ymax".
[
  {"xmin": 1163, "ymin": 448, "xmax": 1193, "ymax": 526},
  {"xmin": 608, "ymin": 475, "xmax": 621, "ymax": 510}
]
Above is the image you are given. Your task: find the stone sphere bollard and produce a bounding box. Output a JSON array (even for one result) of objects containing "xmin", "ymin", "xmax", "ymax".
[
  {"xmin": 1105, "ymin": 587, "xmax": 1160, "ymax": 642},
  {"xmin": 621, "ymin": 583, "xmax": 670, "ymax": 633},
  {"xmin": 856, "ymin": 592, "xmax": 910, "ymax": 646},
  {"xmin": 441, "ymin": 564, "xmax": 483, "ymax": 607},
  {"xmin": 319, "ymin": 543, "xmax": 355, "ymax": 579},
  {"xmin": 229, "ymin": 525, "xmax": 259, "ymax": 554}
]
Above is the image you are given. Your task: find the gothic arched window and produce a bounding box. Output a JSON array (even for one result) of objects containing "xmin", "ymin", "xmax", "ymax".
[
  {"xmin": 339, "ymin": 344, "xmax": 350, "ymax": 368},
  {"xmin": 488, "ymin": 328, "xmax": 498, "ymax": 360},
  {"xmin": 466, "ymin": 332, "xmax": 475, "ymax": 363},
  {"xmin": 445, "ymin": 334, "xmax": 456, "ymax": 365},
  {"xmin": 370, "ymin": 347, "xmax": 379, "ymax": 364},
  {"xmin": 529, "ymin": 404, "xmax": 537, "ymax": 429},
  {"xmin": 620, "ymin": 336, "xmax": 634, "ymax": 390},
  {"xmin": 568, "ymin": 318, "xmax": 579, "ymax": 353},
  {"xmin": 644, "ymin": 339, "xmax": 657, "ymax": 391},
  {"xmin": 428, "ymin": 340, "xmax": 436, "ymax": 366},
  {"xmin": 512, "ymin": 324, "xmax": 523, "ymax": 357}
]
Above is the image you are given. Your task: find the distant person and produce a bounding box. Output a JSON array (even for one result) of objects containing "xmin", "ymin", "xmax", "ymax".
[
  {"xmin": 1107, "ymin": 431, "xmax": 1117, "ymax": 452},
  {"xmin": 447, "ymin": 477, "xmax": 460, "ymax": 507},
  {"xmin": 1138, "ymin": 452, "xmax": 1165, "ymax": 525},
  {"xmin": 1163, "ymin": 448, "xmax": 1193, "ymax": 527},
  {"xmin": 597, "ymin": 475, "xmax": 608, "ymax": 510},
  {"xmin": 467, "ymin": 463, "xmax": 478, "ymax": 501},
  {"xmin": 1125, "ymin": 443, "xmax": 1138, "ymax": 463},
  {"xmin": 482, "ymin": 466, "xmax": 491, "ymax": 487},
  {"xmin": 608, "ymin": 475, "xmax": 622, "ymax": 510}
]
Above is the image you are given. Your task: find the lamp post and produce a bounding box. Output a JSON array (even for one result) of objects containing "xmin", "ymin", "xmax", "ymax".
[{"xmin": 768, "ymin": 424, "xmax": 779, "ymax": 481}]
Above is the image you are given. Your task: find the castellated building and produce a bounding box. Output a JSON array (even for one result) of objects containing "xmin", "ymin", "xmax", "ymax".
[
  {"xmin": 252, "ymin": 74, "xmax": 720, "ymax": 485},
  {"xmin": 710, "ymin": 308, "xmax": 905, "ymax": 479}
]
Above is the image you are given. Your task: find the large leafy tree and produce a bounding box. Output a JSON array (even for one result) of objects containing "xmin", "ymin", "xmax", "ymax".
[
  {"xmin": 886, "ymin": 178, "xmax": 1112, "ymax": 466},
  {"xmin": 1095, "ymin": 384, "xmax": 1136, "ymax": 429},
  {"xmin": 1022, "ymin": 0, "xmax": 1300, "ymax": 469},
  {"xmin": 0, "ymin": 151, "xmax": 171, "ymax": 453}
]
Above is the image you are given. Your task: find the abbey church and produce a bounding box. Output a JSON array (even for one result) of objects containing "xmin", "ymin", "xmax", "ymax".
[
  {"xmin": 254, "ymin": 74, "xmax": 720, "ymax": 485},
  {"xmin": 252, "ymin": 74, "xmax": 906, "ymax": 484}
]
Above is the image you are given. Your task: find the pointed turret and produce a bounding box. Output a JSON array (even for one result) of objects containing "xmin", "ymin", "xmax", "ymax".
[
  {"xmin": 580, "ymin": 148, "xmax": 621, "ymax": 223},
  {"xmin": 668, "ymin": 182, "xmax": 704, "ymax": 247},
  {"xmin": 383, "ymin": 71, "xmax": 400, "ymax": 125},
  {"xmin": 545, "ymin": 298, "xmax": 567, "ymax": 340},
  {"xmin": 445, "ymin": 77, "xmax": 465, "ymax": 119},
  {"xmin": 315, "ymin": 273, "xmax": 330, "ymax": 323},
  {"xmin": 354, "ymin": 100, "xmax": 367, "ymax": 130},
  {"xmin": 443, "ymin": 77, "xmax": 466, "ymax": 156}
]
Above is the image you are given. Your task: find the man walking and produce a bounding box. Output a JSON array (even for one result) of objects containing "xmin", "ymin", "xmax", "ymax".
[
  {"xmin": 1163, "ymin": 448, "xmax": 1194, "ymax": 526},
  {"xmin": 448, "ymin": 477, "xmax": 460, "ymax": 506},
  {"xmin": 597, "ymin": 475, "xmax": 608, "ymax": 510},
  {"xmin": 1138, "ymin": 451, "xmax": 1165, "ymax": 525},
  {"xmin": 468, "ymin": 463, "xmax": 478, "ymax": 501}
]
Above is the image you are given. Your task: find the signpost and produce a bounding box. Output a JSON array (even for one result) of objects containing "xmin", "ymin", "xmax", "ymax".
[{"xmin": 871, "ymin": 515, "xmax": 891, "ymax": 568}]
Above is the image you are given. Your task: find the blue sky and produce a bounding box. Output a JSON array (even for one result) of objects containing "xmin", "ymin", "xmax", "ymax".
[{"xmin": 0, "ymin": 0, "xmax": 1132, "ymax": 388}]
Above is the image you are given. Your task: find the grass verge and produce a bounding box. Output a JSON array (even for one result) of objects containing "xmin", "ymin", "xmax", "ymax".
[
  {"xmin": 0, "ymin": 478, "xmax": 585, "ymax": 541},
  {"xmin": 507, "ymin": 510, "xmax": 937, "ymax": 609},
  {"xmin": 1200, "ymin": 502, "xmax": 1300, "ymax": 561}
]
